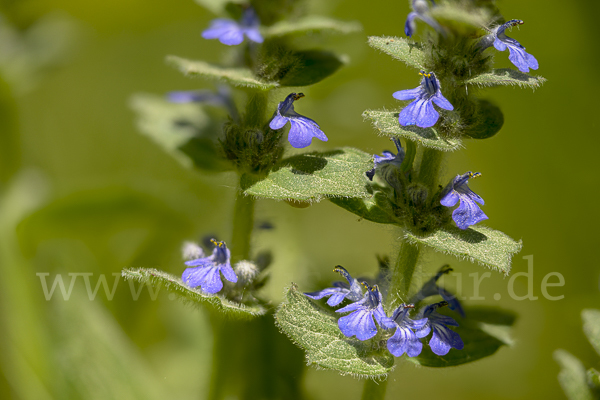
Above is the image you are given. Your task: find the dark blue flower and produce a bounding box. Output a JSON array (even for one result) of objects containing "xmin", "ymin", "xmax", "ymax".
[
  {"xmin": 182, "ymin": 239, "xmax": 237, "ymax": 294},
  {"xmin": 440, "ymin": 171, "xmax": 488, "ymax": 230},
  {"xmin": 336, "ymin": 282, "xmax": 388, "ymax": 341},
  {"xmin": 269, "ymin": 93, "xmax": 328, "ymax": 148},
  {"xmin": 405, "ymin": 0, "xmax": 443, "ymax": 38},
  {"xmin": 492, "ymin": 19, "xmax": 538, "ymax": 73},
  {"xmin": 382, "ymin": 304, "xmax": 429, "ymax": 357},
  {"xmin": 393, "ymin": 71, "xmax": 453, "ymax": 128},
  {"xmin": 366, "ymin": 138, "xmax": 405, "ymax": 181},
  {"xmin": 201, "ymin": 7, "xmax": 263, "ymax": 46},
  {"xmin": 167, "ymin": 86, "xmax": 239, "ymax": 120},
  {"xmin": 410, "ymin": 265, "xmax": 464, "ymax": 317},
  {"xmin": 415, "ymin": 301, "xmax": 464, "ymax": 356},
  {"xmin": 304, "ymin": 266, "xmax": 363, "ymax": 307}
]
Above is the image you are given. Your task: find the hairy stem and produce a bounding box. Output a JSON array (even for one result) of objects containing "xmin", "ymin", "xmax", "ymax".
[
  {"xmin": 386, "ymin": 239, "xmax": 420, "ymax": 312},
  {"xmin": 230, "ymin": 179, "xmax": 255, "ymax": 264},
  {"xmin": 361, "ymin": 378, "xmax": 388, "ymax": 400},
  {"xmin": 418, "ymin": 147, "xmax": 445, "ymax": 190},
  {"xmin": 401, "ymin": 140, "xmax": 416, "ymax": 173},
  {"xmin": 244, "ymin": 90, "xmax": 269, "ymax": 128}
]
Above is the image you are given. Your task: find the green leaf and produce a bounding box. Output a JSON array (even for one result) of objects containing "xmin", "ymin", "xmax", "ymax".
[
  {"xmin": 194, "ymin": 0, "xmax": 244, "ymax": 15},
  {"xmin": 367, "ymin": 36, "xmax": 426, "ymax": 70},
  {"xmin": 409, "ymin": 306, "xmax": 516, "ymax": 367},
  {"xmin": 243, "ymin": 148, "xmax": 373, "ymax": 202},
  {"xmin": 554, "ymin": 350, "xmax": 595, "ymax": 400},
  {"xmin": 262, "ymin": 16, "xmax": 362, "ymax": 38},
  {"xmin": 129, "ymin": 93, "xmax": 231, "ymax": 172},
  {"xmin": 363, "ymin": 110, "xmax": 462, "ymax": 152},
  {"xmin": 275, "ymin": 284, "xmax": 394, "ymax": 377},
  {"xmin": 463, "ymin": 99, "xmax": 504, "ymax": 139},
  {"xmin": 279, "ymin": 50, "xmax": 346, "ymax": 87},
  {"xmin": 582, "ymin": 309, "xmax": 600, "ymax": 357},
  {"xmin": 329, "ymin": 192, "xmax": 394, "ymax": 224},
  {"xmin": 166, "ymin": 56, "xmax": 277, "ymax": 91},
  {"xmin": 405, "ymin": 226, "xmax": 522, "ymax": 275},
  {"xmin": 466, "ymin": 68, "xmax": 546, "ymax": 89},
  {"xmin": 122, "ymin": 268, "xmax": 266, "ymax": 318}
]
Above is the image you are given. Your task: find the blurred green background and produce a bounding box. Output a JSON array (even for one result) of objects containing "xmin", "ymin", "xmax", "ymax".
[{"xmin": 0, "ymin": 0, "xmax": 598, "ymax": 399}]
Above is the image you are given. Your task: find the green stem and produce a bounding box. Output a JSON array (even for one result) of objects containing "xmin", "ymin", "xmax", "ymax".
[
  {"xmin": 400, "ymin": 140, "xmax": 416, "ymax": 173},
  {"xmin": 361, "ymin": 378, "xmax": 388, "ymax": 400},
  {"xmin": 244, "ymin": 90, "xmax": 269, "ymax": 128},
  {"xmin": 386, "ymin": 240, "xmax": 420, "ymax": 312},
  {"xmin": 230, "ymin": 179, "xmax": 255, "ymax": 264},
  {"xmin": 418, "ymin": 147, "xmax": 444, "ymax": 189}
]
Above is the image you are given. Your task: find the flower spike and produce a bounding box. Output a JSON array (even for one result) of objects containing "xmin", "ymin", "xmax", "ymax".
[
  {"xmin": 304, "ymin": 266, "xmax": 363, "ymax": 307},
  {"xmin": 182, "ymin": 239, "xmax": 237, "ymax": 293},
  {"xmin": 393, "ymin": 71, "xmax": 453, "ymax": 128},
  {"xmin": 440, "ymin": 171, "xmax": 488, "ymax": 230},
  {"xmin": 492, "ymin": 19, "xmax": 539, "ymax": 73},
  {"xmin": 270, "ymin": 93, "xmax": 328, "ymax": 148},
  {"xmin": 202, "ymin": 7, "xmax": 263, "ymax": 46}
]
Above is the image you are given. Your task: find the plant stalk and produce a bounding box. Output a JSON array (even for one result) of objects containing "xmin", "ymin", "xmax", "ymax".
[
  {"xmin": 386, "ymin": 239, "xmax": 421, "ymax": 312},
  {"xmin": 418, "ymin": 147, "xmax": 444, "ymax": 190},
  {"xmin": 230, "ymin": 180, "xmax": 255, "ymax": 264},
  {"xmin": 361, "ymin": 378, "xmax": 388, "ymax": 400}
]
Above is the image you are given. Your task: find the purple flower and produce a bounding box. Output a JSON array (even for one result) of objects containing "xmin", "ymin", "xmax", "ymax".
[
  {"xmin": 167, "ymin": 86, "xmax": 239, "ymax": 120},
  {"xmin": 201, "ymin": 7, "xmax": 263, "ymax": 46},
  {"xmin": 382, "ymin": 304, "xmax": 429, "ymax": 357},
  {"xmin": 393, "ymin": 71, "xmax": 453, "ymax": 128},
  {"xmin": 440, "ymin": 171, "xmax": 488, "ymax": 230},
  {"xmin": 269, "ymin": 93, "xmax": 328, "ymax": 149},
  {"xmin": 405, "ymin": 0, "xmax": 443, "ymax": 37},
  {"xmin": 182, "ymin": 239, "xmax": 237, "ymax": 294},
  {"xmin": 410, "ymin": 265, "xmax": 464, "ymax": 317},
  {"xmin": 415, "ymin": 302, "xmax": 464, "ymax": 356},
  {"xmin": 366, "ymin": 138, "xmax": 405, "ymax": 181},
  {"xmin": 492, "ymin": 19, "xmax": 538, "ymax": 73},
  {"xmin": 336, "ymin": 282, "xmax": 388, "ymax": 341},
  {"xmin": 305, "ymin": 266, "xmax": 363, "ymax": 307}
]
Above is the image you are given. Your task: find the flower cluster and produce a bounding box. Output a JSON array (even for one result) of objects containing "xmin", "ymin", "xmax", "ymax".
[
  {"xmin": 270, "ymin": 93, "xmax": 328, "ymax": 149},
  {"xmin": 305, "ymin": 265, "xmax": 464, "ymax": 357},
  {"xmin": 181, "ymin": 239, "xmax": 238, "ymax": 294}
]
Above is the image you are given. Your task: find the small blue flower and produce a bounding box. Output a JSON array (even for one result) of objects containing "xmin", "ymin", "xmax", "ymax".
[
  {"xmin": 202, "ymin": 7, "xmax": 263, "ymax": 46},
  {"xmin": 336, "ymin": 282, "xmax": 388, "ymax": 341},
  {"xmin": 393, "ymin": 71, "xmax": 453, "ymax": 128},
  {"xmin": 366, "ymin": 138, "xmax": 405, "ymax": 181},
  {"xmin": 304, "ymin": 266, "xmax": 364, "ymax": 307},
  {"xmin": 269, "ymin": 93, "xmax": 328, "ymax": 148},
  {"xmin": 415, "ymin": 301, "xmax": 464, "ymax": 356},
  {"xmin": 410, "ymin": 265, "xmax": 465, "ymax": 317},
  {"xmin": 167, "ymin": 86, "xmax": 239, "ymax": 120},
  {"xmin": 182, "ymin": 239, "xmax": 238, "ymax": 294},
  {"xmin": 492, "ymin": 19, "xmax": 538, "ymax": 73},
  {"xmin": 405, "ymin": 0, "xmax": 443, "ymax": 38},
  {"xmin": 382, "ymin": 304, "xmax": 429, "ymax": 357},
  {"xmin": 440, "ymin": 171, "xmax": 488, "ymax": 230}
]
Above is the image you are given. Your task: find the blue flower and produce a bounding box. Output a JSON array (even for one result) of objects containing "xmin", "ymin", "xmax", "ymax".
[
  {"xmin": 269, "ymin": 93, "xmax": 328, "ymax": 148},
  {"xmin": 415, "ymin": 302, "xmax": 464, "ymax": 356},
  {"xmin": 366, "ymin": 138, "xmax": 405, "ymax": 181},
  {"xmin": 182, "ymin": 239, "xmax": 238, "ymax": 294},
  {"xmin": 304, "ymin": 266, "xmax": 364, "ymax": 307},
  {"xmin": 167, "ymin": 86, "xmax": 239, "ymax": 120},
  {"xmin": 393, "ymin": 71, "xmax": 453, "ymax": 128},
  {"xmin": 440, "ymin": 171, "xmax": 488, "ymax": 230},
  {"xmin": 336, "ymin": 282, "xmax": 388, "ymax": 341},
  {"xmin": 382, "ymin": 304, "xmax": 429, "ymax": 357},
  {"xmin": 201, "ymin": 7, "xmax": 263, "ymax": 46},
  {"xmin": 492, "ymin": 19, "xmax": 538, "ymax": 73},
  {"xmin": 405, "ymin": 0, "xmax": 443, "ymax": 38},
  {"xmin": 410, "ymin": 265, "xmax": 464, "ymax": 317}
]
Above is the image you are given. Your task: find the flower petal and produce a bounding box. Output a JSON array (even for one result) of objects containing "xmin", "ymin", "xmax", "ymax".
[
  {"xmin": 200, "ymin": 267, "xmax": 224, "ymax": 293},
  {"xmin": 399, "ymin": 98, "xmax": 439, "ymax": 128},
  {"xmin": 493, "ymin": 37, "xmax": 507, "ymax": 52},
  {"xmin": 338, "ymin": 309, "xmax": 378, "ymax": 340},
  {"xmin": 287, "ymin": 117, "xmax": 328, "ymax": 148},
  {"xmin": 269, "ymin": 114, "xmax": 289, "ymax": 130},
  {"xmin": 452, "ymin": 195, "xmax": 488, "ymax": 230},
  {"xmin": 439, "ymin": 288, "xmax": 465, "ymax": 317},
  {"xmin": 393, "ymin": 87, "xmax": 421, "ymax": 101},
  {"xmin": 220, "ymin": 263, "xmax": 238, "ymax": 283},
  {"xmin": 244, "ymin": 28, "xmax": 264, "ymax": 44},
  {"xmin": 404, "ymin": 12, "xmax": 418, "ymax": 37},
  {"xmin": 432, "ymin": 93, "xmax": 454, "ymax": 110},
  {"xmin": 182, "ymin": 265, "xmax": 212, "ymax": 287}
]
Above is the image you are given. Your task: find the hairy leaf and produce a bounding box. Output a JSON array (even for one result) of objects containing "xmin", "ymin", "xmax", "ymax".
[
  {"xmin": 129, "ymin": 93, "xmax": 231, "ymax": 172},
  {"xmin": 367, "ymin": 36, "xmax": 426, "ymax": 70},
  {"xmin": 582, "ymin": 309, "xmax": 600, "ymax": 357},
  {"xmin": 363, "ymin": 110, "xmax": 462, "ymax": 151},
  {"xmin": 329, "ymin": 192, "xmax": 394, "ymax": 224},
  {"xmin": 410, "ymin": 306, "xmax": 516, "ymax": 367},
  {"xmin": 279, "ymin": 50, "xmax": 346, "ymax": 87},
  {"xmin": 405, "ymin": 226, "xmax": 522, "ymax": 275},
  {"xmin": 243, "ymin": 148, "xmax": 372, "ymax": 202},
  {"xmin": 167, "ymin": 56, "xmax": 277, "ymax": 91},
  {"xmin": 554, "ymin": 350, "xmax": 595, "ymax": 400},
  {"xmin": 122, "ymin": 268, "xmax": 266, "ymax": 318},
  {"xmin": 275, "ymin": 284, "xmax": 395, "ymax": 377},
  {"xmin": 262, "ymin": 16, "xmax": 361, "ymax": 38},
  {"xmin": 466, "ymin": 68, "xmax": 546, "ymax": 89}
]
